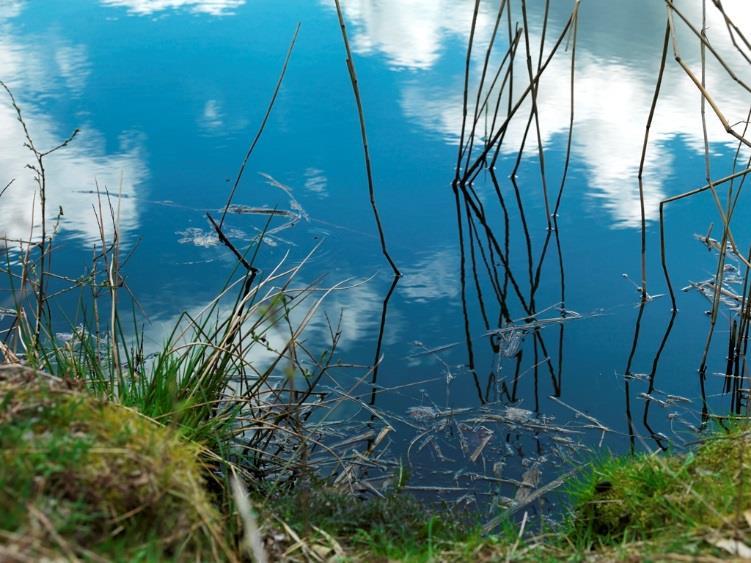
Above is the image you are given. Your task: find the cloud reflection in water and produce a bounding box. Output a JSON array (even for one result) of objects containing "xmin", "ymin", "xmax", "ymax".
[
  {"xmin": 323, "ymin": 0, "xmax": 497, "ymax": 70},
  {"xmin": 337, "ymin": 0, "xmax": 751, "ymax": 228},
  {"xmin": 101, "ymin": 0, "xmax": 245, "ymax": 16},
  {"xmin": 143, "ymin": 275, "xmax": 397, "ymax": 371},
  {"xmin": 0, "ymin": 4, "xmax": 147, "ymax": 246}
]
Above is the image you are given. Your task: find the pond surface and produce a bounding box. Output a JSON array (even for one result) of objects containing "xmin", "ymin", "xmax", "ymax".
[{"xmin": 3, "ymin": 0, "xmax": 751, "ymax": 514}]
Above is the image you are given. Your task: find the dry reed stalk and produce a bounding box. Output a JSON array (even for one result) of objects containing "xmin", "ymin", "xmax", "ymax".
[
  {"xmin": 333, "ymin": 0, "xmax": 400, "ymax": 277},
  {"xmin": 460, "ymin": 9, "xmax": 576, "ymax": 182},
  {"xmin": 455, "ymin": 0, "xmax": 483, "ymax": 180},
  {"xmin": 219, "ymin": 25, "xmax": 300, "ymax": 229},
  {"xmin": 462, "ymin": 0, "xmax": 509, "ymax": 174}
]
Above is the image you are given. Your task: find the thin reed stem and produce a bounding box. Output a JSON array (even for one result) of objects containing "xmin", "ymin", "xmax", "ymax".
[
  {"xmin": 219, "ymin": 25, "xmax": 300, "ymax": 228},
  {"xmin": 333, "ymin": 1, "xmax": 400, "ymax": 277}
]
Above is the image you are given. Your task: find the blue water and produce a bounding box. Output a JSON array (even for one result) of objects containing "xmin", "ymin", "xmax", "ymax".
[{"xmin": 3, "ymin": 0, "xmax": 751, "ymax": 510}]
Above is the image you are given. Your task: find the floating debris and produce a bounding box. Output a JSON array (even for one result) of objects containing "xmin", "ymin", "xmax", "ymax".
[
  {"xmin": 514, "ymin": 462, "xmax": 542, "ymax": 504},
  {"xmin": 485, "ymin": 306, "xmax": 584, "ymax": 338},
  {"xmin": 407, "ymin": 405, "xmax": 440, "ymax": 422},
  {"xmin": 176, "ymin": 227, "xmax": 248, "ymax": 248},
  {"xmin": 498, "ymin": 329, "xmax": 523, "ymax": 357},
  {"xmin": 224, "ymin": 205, "xmax": 296, "ymax": 217},
  {"xmin": 259, "ymin": 172, "xmax": 310, "ymax": 222},
  {"xmin": 177, "ymin": 227, "xmax": 219, "ymax": 247}
]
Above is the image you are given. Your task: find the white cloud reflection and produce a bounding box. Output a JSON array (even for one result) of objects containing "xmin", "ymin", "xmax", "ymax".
[
  {"xmin": 324, "ymin": 0, "xmax": 497, "ymax": 70},
  {"xmin": 0, "ymin": 1, "xmax": 23, "ymax": 20},
  {"xmin": 339, "ymin": 0, "xmax": 751, "ymax": 228},
  {"xmin": 101, "ymin": 0, "xmax": 245, "ymax": 16},
  {"xmin": 144, "ymin": 274, "xmax": 397, "ymax": 371},
  {"xmin": 55, "ymin": 45, "xmax": 91, "ymax": 95},
  {"xmin": 199, "ymin": 99, "xmax": 224, "ymax": 131},
  {"xmin": 400, "ymin": 249, "xmax": 458, "ymax": 303},
  {"xmin": 304, "ymin": 168, "xmax": 328, "ymax": 197},
  {"xmin": 0, "ymin": 4, "xmax": 147, "ymax": 245}
]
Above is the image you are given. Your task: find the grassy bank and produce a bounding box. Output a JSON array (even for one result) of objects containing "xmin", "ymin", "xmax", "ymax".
[
  {"xmin": 3, "ymin": 363, "xmax": 751, "ymax": 561},
  {"xmin": 265, "ymin": 423, "xmax": 751, "ymax": 561}
]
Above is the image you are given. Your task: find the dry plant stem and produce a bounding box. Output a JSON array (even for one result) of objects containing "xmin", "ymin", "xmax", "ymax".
[
  {"xmin": 483, "ymin": 30, "xmax": 522, "ymax": 157},
  {"xmin": 500, "ymin": 9, "xmax": 565, "ymax": 347},
  {"xmin": 107, "ymin": 186, "xmax": 123, "ymax": 377},
  {"xmin": 666, "ymin": 4, "xmax": 751, "ymax": 154},
  {"xmin": 462, "ymin": 9, "xmax": 575, "ymax": 182},
  {"xmin": 479, "ymin": 37, "xmax": 520, "ymax": 161},
  {"xmin": 727, "ymin": 107, "xmax": 751, "ymax": 215},
  {"xmin": 462, "ymin": 0, "xmax": 507, "ymax": 173},
  {"xmin": 625, "ymin": 15, "xmax": 672, "ymax": 436},
  {"xmin": 666, "ymin": 0, "xmax": 751, "ymax": 95},
  {"xmin": 713, "ymin": 0, "xmax": 751, "ymax": 65},
  {"xmin": 551, "ymin": 0, "xmax": 579, "ymax": 219},
  {"xmin": 488, "ymin": 22, "xmax": 522, "ymax": 171},
  {"xmin": 333, "ymin": 0, "xmax": 400, "ymax": 277},
  {"xmin": 521, "ymin": 0, "xmax": 552, "ymax": 229},
  {"xmin": 0, "ymin": 178, "xmax": 14, "ymax": 199},
  {"xmin": 207, "ymin": 213, "xmax": 259, "ymax": 277},
  {"xmin": 219, "ymin": 24, "xmax": 300, "ymax": 229},
  {"xmin": 546, "ymin": 2, "xmax": 578, "ymax": 395},
  {"xmin": 658, "ymin": 0, "xmax": 751, "ymax": 347},
  {"xmin": 636, "ymin": 20, "xmax": 671, "ymax": 300},
  {"xmin": 488, "ymin": 4, "xmax": 518, "ymax": 169},
  {"xmin": 92, "ymin": 188, "xmax": 118, "ymax": 376},
  {"xmin": 455, "ymin": 0, "xmax": 482, "ymax": 180},
  {"xmin": 697, "ymin": 0, "xmax": 725, "ymax": 405},
  {"xmin": 665, "ymin": 8, "xmax": 751, "ymax": 270},
  {"xmin": 659, "ymin": 166, "xmax": 751, "ymax": 315},
  {"xmin": 663, "ymin": 166, "xmax": 751, "ymax": 207},
  {"xmin": 0, "ymin": 79, "xmax": 79, "ymax": 347}
]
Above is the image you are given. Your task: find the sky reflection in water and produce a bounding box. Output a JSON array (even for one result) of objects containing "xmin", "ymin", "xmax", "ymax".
[{"xmin": 3, "ymin": 0, "xmax": 751, "ymax": 502}]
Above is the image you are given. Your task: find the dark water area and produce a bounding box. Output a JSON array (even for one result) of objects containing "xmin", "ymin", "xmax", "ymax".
[{"xmin": 3, "ymin": 0, "xmax": 751, "ymax": 517}]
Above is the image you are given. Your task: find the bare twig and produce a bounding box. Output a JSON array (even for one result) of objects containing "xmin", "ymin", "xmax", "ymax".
[{"xmin": 333, "ymin": 1, "xmax": 400, "ymax": 277}]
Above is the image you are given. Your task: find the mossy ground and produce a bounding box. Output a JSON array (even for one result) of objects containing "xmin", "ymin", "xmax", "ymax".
[
  {"xmin": 4, "ymin": 364, "xmax": 751, "ymax": 561},
  {"xmin": 0, "ymin": 366, "xmax": 232, "ymax": 562},
  {"xmin": 558, "ymin": 424, "xmax": 751, "ymax": 560}
]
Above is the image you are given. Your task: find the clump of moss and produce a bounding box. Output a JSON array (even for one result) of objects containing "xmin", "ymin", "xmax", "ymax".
[
  {"xmin": 0, "ymin": 366, "xmax": 233, "ymax": 561},
  {"xmin": 566, "ymin": 424, "xmax": 751, "ymax": 557}
]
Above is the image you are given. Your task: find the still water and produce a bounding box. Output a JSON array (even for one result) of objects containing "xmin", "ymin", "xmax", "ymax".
[{"xmin": 3, "ymin": 0, "xmax": 751, "ymax": 511}]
